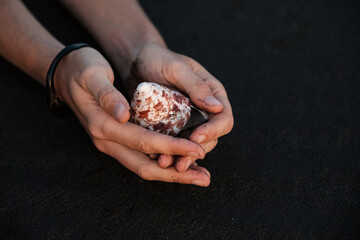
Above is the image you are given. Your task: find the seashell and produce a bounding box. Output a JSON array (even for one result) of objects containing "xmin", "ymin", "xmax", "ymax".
[{"xmin": 130, "ymin": 82, "xmax": 208, "ymax": 137}]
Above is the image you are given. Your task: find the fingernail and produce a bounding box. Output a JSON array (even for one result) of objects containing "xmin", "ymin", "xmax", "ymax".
[
  {"xmin": 188, "ymin": 152, "xmax": 201, "ymax": 158},
  {"xmin": 192, "ymin": 180, "xmax": 207, "ymax": 187},
  {"xmin": 201, "ymin": 169, "xmax": 211, "ymax": 178},
  {"xmin": 204, "ymin": 96, "xmax": 222, "ymax": 107},
  {"xmin": 194, "ymin": 135, "xmax": 206, "ymax": 144},
  {"xmin": 113, "ymin": 102, "xmax": 126, "ymax": 122}
]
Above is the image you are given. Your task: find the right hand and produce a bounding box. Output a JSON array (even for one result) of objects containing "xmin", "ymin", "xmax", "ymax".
[{"xmin": 53, "ymin": 47, "xmax": 211, "ymax": 186}]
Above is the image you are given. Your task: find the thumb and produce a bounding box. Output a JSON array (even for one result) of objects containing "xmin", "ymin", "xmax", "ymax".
[
  {"xmin": 175, "ymin": 70, "xmax": 223, "ymax": 113},
  {"xmin": 86, "ymin": 73, "xmax": 130, "ymax": 123}
]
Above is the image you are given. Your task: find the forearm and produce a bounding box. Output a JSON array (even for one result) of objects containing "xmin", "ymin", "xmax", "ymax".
[
  {"xmin": 0, "ymin": 0, "xmax": 63, "ymax": 85},
  {"xmin": 60, "ymin": 0, "xmax": 165, "ymax": 78}
]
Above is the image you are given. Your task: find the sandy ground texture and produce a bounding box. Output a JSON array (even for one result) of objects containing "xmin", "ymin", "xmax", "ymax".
[{"xmin": 0, "ymin": 0, "xmax": 359, "ymax": 239}]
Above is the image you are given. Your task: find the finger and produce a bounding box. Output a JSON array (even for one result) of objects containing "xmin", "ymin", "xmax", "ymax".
[
  {"xmin": 77, "ymin": 92, "xmax": 207, "ymax": 158},
  {"xmin": 175, "ymin": 156, "xmax": 196, "ymax": 173},
  {"xmin": 201, "ymin": 138, "xmax": 218, "ymax": 153},
  {"xmin": 158, "ymin": 154, "xmax": 175, "ymax": 168},
  {"xmin": 190, "ymin": 92, "xmax": 234, "ymax": 144},
  {"xmin": 102, "ymin": 120, "xmax": 206, "ymax": 158},
  {"xmin": 99, "ymin": 140, "xmax": 210, "ymax": 187},
  {"xmin": 149, "ymin": 153, "xmax": 159, "ymax": 159},
  {"xmin": 189, "ymin": 163, "xmax": 210, "ymax": 178},
  {"xmin": 175, "ymin": 139, "xmax": 218, "ymax": 172},
  {"xmin": 149, "ymin": 164, "xmax": 211, "ymax": 187},
  {"xmin": 86, "ymin": 73, "xmax": 130, "ymax": 123},
  {"xmin": 187, "ymin": 60, "xmax": 234, "ymax": 142},
  {"xmin": 169, "ymin": 65, "xmax": 223, "ymax": 113}
]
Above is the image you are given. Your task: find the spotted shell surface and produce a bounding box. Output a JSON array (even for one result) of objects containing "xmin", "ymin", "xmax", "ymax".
[{"xmin": 130, "ymin": 82, "xmax": 192, "ymax": 136}]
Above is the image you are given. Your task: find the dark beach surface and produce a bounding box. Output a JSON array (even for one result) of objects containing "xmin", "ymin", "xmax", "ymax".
[{"xmin": 1, "ymin": 0, "xmax": 359, "ymax": 239}]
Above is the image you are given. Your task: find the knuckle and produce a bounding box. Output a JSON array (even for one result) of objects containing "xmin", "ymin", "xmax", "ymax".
[
  {"xmin": 226, "ymin": 116, "xmax": 234, "ymax": 134},
  {"xmin": 79, "ymin": 65, "xmax": 110, "ymax": 84},
  {"xmin": 136, "ymin": 166, "xmax": 153, "ymax": 181},
  {"xmin": 107, "ymin": 73, "xmax": 115, "ymax": 84},
  {"xmin": 169, "ymin": 60, "xmax": 185, "ymax": 72},
  {"xmin": 96, "ymin": 85, "xmax": 114, "ymax": 108},
  {"xmin": 188, "ymin": 81, "xmax": 210, "ymax": 97},
  {"xmin": 193, "ymin": 80, "xmax": 208, "ymax": 89},
  {"xmin": 87, "ymin": 120, "xmax": 103, "ymax": 139},
  {"xmin": 92, "ymin": 139, "xmax": 105, "ymax": 153},
  {"xmin": 164, "ymin": 60, "xmax": 186, "ymax": 79},
  {"xmin": 99, "ymin": 118, "xmax": 113, "ymax": 137},
  {"xmin": 168, "ymin": 137, "xmax": 180, "ymax": 155},
  {"xmin": 135, "ymin": 138, "xmax": 152, "ymax": 154}
]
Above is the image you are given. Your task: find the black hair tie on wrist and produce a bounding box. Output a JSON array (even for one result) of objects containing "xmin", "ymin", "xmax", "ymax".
[{"xmin": 46, "ymin": 43, "xmax": 89, "ymax": 116}]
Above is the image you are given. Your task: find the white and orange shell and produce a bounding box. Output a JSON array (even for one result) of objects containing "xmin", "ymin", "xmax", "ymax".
[{"xmin": 130, "ymin": 82, "xmax": 192, "ymax": 136}]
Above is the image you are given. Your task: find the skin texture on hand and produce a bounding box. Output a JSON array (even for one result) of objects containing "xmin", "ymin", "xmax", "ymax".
[
  {"xmin": 126, "ymin": 43, "xmax": 234, "ymax": 172},
  {"xmin": 60, "ymin": 0, "xmax": 166, "ymax": 79},
  {"xmin": 0, "ymin": 0, "xmax": 233, "ymax": 186},
  {"xmin": 59, "ymin": 0, "xmax": 233, "ymax": 178},
  {"xmin": 0, "ymin": 0, "xmax": 63, "ymax": 85},
  {"xmin": 53, "ymin": 47, "xmax": 211, "ymax": 186}
]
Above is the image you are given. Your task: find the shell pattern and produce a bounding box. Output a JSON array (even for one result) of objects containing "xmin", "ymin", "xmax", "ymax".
[{"xmin": 130, "ymin": 82, "xmax": 192, "ymax": 136}]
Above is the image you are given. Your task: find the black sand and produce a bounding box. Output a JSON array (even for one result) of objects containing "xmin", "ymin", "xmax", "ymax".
[{"xmin": 0, "ymin": 0, "xmax": 359, "ymax": 239}]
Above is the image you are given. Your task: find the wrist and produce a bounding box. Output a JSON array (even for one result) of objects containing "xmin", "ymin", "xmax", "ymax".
[
  {"xmin": 60, "ymin": 0, "xmax": 166, "ymax": 79},
  {"xmin": 52, "ymin": 48, "xmax": 76, "ymax": 103},
  {"xmin": 52, "ymin": 46, "xmax": 87, "ymax": 103},
  {"xmin": 101, "ymin": 30, "xmax": 166, "ymax": 79}
]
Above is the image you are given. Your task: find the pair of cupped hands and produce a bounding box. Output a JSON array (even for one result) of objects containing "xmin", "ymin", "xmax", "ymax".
[{"xmin": 54, "ymin": 42, "xmax": 233, "ymax": 187}]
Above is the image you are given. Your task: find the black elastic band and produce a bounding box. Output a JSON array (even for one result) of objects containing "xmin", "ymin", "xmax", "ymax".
[{"xmin": 46, "ymin": 43, "xmax": 89, "ymax": 115}]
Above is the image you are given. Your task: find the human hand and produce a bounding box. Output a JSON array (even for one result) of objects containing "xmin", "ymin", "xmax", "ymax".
[
  {"xmin": 127, "ymin": 43, "xmax": 234, "ymax": 172},
  {"xmin": 53, "ymin": 47, "xmax": 211, "ymax": 186}
]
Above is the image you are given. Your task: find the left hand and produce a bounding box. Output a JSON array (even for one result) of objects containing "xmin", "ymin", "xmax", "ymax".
[{"xmin": 126, "ymin": 43, "xmax": 234, "ymax": 172}]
